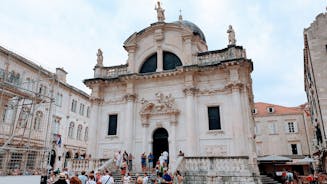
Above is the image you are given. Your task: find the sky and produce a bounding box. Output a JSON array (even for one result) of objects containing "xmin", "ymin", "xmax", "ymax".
[{"xmin": 0, "ymin": 0, "xmax": 325, "ymax": 107}]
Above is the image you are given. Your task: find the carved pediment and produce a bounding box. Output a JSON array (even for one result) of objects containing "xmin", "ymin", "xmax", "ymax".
[
  {"xmin": 140, "ymin": 92, "xmax": 179, "ymax": 126},
  {"xmin": 140, "ymin": 92, "xmax": 179, "ymax": 115}
]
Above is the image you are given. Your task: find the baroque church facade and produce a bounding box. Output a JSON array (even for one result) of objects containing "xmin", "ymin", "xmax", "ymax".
[{"xmin": 84, "ymin": 2, "xmax": 259, "ymax": 178}]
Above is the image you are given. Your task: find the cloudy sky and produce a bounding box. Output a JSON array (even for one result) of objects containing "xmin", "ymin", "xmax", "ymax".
[{"xmin": 0, "ymin": 0, "xmax": 325, "ymax": 107}]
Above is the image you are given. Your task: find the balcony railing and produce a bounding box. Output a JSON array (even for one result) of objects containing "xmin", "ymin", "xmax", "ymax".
[{"xmin": 96, "ymin": 46, "xmax": 246, "ymax": 78}]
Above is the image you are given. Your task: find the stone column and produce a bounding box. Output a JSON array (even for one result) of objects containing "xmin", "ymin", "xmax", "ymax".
[
  {"xmin": 157, "ymin": 47, "xmax": 163, "ymax": 72},
  {"xmin": 87, "ymin": 98, "xmax": 102, "ymax": 159},
  {"xmin": 154, "ymin": 28, "xmax": 164, "ymax": 72},
  {"xmin": 143, "ymin": 124, "xmax": 149, "ymax": 152},
  {"xmin": 126, "ymin": 45, "xmax": 136, "ymax": 73},
  {"xmin": 170, "ymin": 118, "xmax": 177, "ymax": 166},
  {"xmin": 184, "ymin": 87, "xmax": 198, "ymax": 156},
  {"xmin": 125, "ymin": 93, "xmax": 136, "ymax": 152},
  {"xmin": 182, "ymin": 35, "xmax": 193, "ymax": 65},
  {"xmin": 228, "ymin": 66, "xmax": 246, "ymax": 155}
]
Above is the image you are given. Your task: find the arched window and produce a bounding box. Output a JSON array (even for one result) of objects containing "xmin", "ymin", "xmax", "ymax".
[
  {"xmin": 84, "ymin": 127, "xmax": 88, "ymax": 141},
  {"xmin": 139, "ymin": 52, "xmax": 182, "ymax": 73},
  {"xmin": 163, "ymin": 51, "xmax": 182, "ymax": 70},
  {"xmin": 68, "ymin": 122, "xmax": 74, "ymax": 138},
  {"xmin": 77, "ymin": 125, "xmax": 82, "ymax": 140},
  {"xmin": 140, "ymin": 53, "xmax": 157, "ymax": 73},
  {"xmin": 33, "ymin": 111, "xmax": 43, "ymax": 130}
]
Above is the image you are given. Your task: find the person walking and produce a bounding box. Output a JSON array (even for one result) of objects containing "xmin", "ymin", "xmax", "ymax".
[
  {"xmin": 128, "ymin": 153, "xmax": 134, "ymax": 172},
  {"xmin": 141, "ymin": 153, "xmax": 147, "ymax": 172},
  {"xmin": 148, "ymin": 152, "xmax": 154, "ymax": 172}
]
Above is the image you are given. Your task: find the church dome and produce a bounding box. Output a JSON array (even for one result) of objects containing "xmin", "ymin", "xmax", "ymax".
[{"xmin": 172, "ymin": 20, "xmax": 206, "ymax": 42}]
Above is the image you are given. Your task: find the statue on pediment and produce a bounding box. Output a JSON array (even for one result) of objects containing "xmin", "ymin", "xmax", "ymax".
[
  {"xmin": 155, "ymin": 1, "xmax": 165, "ymax": 22},
  {"xmin": 227, "ymin": 25, "xmax": 236, "ymax": 45},
  {"xmin": 96, "ymin": 49, "xmax": 103, "ymax": 66}
]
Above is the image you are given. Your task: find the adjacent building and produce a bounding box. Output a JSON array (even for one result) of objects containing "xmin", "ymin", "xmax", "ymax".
[
  {"xmin": 0, "ymin": 46, "xmax": 90, "ymax": 175},
  {"xmin": 304, "ymin": 9, "xmax": 327, "ymax": 171},
  {"xmin": 253, "ymin": 102, "xmax": 314, "ymax": 175}
]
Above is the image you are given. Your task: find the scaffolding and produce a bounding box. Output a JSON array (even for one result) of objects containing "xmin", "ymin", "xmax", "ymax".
[{"xmin": 0, "ymin": 66, "xmax": 57, "ymax": 176}]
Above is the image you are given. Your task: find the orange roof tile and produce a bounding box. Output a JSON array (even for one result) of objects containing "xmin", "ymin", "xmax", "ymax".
[{"xmin": 253, "ymin": 102, "xmax": 303, "ymax": 117}]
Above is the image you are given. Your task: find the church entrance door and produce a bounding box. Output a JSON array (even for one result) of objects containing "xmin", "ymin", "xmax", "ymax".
[{"xmin": 152, "ymin": 128, "xmax": 169, "ymax": 168}]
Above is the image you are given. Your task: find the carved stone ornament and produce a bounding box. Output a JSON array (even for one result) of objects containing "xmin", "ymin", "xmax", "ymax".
[{"xmin": 140, "ymin": 92, "xmax": 179, "ymax": 126}]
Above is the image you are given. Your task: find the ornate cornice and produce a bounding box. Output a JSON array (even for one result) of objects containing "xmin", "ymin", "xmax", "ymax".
[
  {"xmin": 90, "ymin": 97, "xmax": 104, "ymax": 105},
  {"xmin": 183, "ymin": 87, "xmax": 199, "ymax": 96},
  {"xmin": 124, "ymin": 93, "xmax": 137, "ymax": 102},
  {"xmin": 225, "ymin": 81, "xmax": 244, "ymax": 91}
]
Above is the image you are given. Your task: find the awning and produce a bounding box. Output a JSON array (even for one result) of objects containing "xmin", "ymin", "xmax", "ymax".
[{"xmin": 257, "ymin": 155, "xmax": 293, "ymax": 163}]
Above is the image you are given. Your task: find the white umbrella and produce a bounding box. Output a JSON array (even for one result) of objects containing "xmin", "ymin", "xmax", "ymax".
[{"xmin": 297, "ymin": 156, "xmax": 315, "ymax": 164}]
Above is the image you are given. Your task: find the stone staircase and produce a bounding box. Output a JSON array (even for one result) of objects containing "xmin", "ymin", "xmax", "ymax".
[
  {"xmin": 259, "ymin": 175, "xmax": 281, "ymax": 184},
  {"xmin": 111, "ymin": 170, "xmax": 154, "ymax": 184}
]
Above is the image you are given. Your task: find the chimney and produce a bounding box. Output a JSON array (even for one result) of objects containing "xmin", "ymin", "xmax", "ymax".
[{"xmin": 56, "ymin": 68, "xmax": 67, "ymax": 83}]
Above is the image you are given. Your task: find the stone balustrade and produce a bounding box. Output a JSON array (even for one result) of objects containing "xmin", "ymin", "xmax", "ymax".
[
  {"xmin": 196, "ymin": 46, "xmax": 246, "ymax": 65},
  {"xmin": 95, "ymin": 46, "xmax": 246, "ymax": 79},
  {"xmin": 70, "ymin": 158, "xmax": 115, "ymax": 172},
  {"xmin": 176, "ymin": 156, "xmax": 261, "ymax": 184},
  {"xmin": 101, "ymin": 64, "xmax": 128, "ymax": 78}
]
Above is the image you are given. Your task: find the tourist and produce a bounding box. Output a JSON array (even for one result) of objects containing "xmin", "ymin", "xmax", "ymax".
[
  {"xmin": 128, "ymin": 153, "xmax": 134, "ymax": 171},
  {"xmin": 54, "ymin": 173, "xmax": 68, "ymax": 184},
  {"xmin": 286, "ymin": 170, "xmax": 294, "ymax": 184},
  {"xmin": 115, "ymin": 151, "xmax": 122, "ymax": 169},
  {"xmin": 177, "ymin": 150, "xmax": 184, "ymax": 157},
  {"xmin": 123, "ymin": 150, "xmax": 128, "ymax": 162},
  {"xmin": 95, "ymin": 172, "xmax": 102, "ymax": 184},
  {"xmin": 101, "ymin": 171, "xmax": 110, "ymax": 184},
  {"xmin": 100, "ymin": 170, "xmax": 112, "ymax": 184},
  {"xmin": 148, "ymin": 152, "xmax": 154, "ymax": 172},
  {"xmin": 163, "ymin": 151, "xmax": 169, "ymax": 166},
  {"xmin": 78, "ymin": 171, "xmax": 88, "ymax": 184},
  {"xmin": 143, "ymin": 173, "xmax": 149, "ymax": 184},
  {"xmin": 136, "ymin": 174, "xmax": 143, "ymax": 184},
  {"xmin": 159, "ymin": 153, "xmax": 165, "ymax": 167},
  {"xmin": 121, "ymin": 160, "xmax": 127, "ymax": 176},
  {"xmin": 70, "ymin": 176, "xmax": 82, "ymax": 184},
  {"xmin": 162, "ymin": 170, "xmax": 172, "ymax": 183},
  {"xmin": 123, "ymin": 173, "xmax": 131, "ymax": 184},
  {"xmin": 141, "ymin": 152, "xmax": 147, "ymax": 172},
  {"xmin": 65, "ymin": 173, "xmax": 70, "ymax": 184},
  {"xmin": 175, "ymin": 170, "xmax": 184, "ymax": 184},
  {"xmin": 86, "ymin": 174, "xmax": 96, "ymax": 184}
]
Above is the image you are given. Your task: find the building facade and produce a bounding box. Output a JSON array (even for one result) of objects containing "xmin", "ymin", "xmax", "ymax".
[
  {"xmin": 253, "ymin": 102, "xmax": 314, "ymax": 175},
  {"xmin": 0, "ymin": 46, "xmax": 90, "ymax": 175},
  {"xmin": 84, "ymin": 4, "xmax": 260, "ymax": 182},
  {"xmin": 304, "ymin": 9, "xmax": 327, "ymax": 171}
]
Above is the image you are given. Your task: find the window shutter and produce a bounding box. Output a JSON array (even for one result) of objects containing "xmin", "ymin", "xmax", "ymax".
[
  {"xmin": 284, "ymin": 122, "xmax": 289, "ymax": 133},
  {"xmin": 256, "ymin": 124, "xmax": 260, "ymax": 135},
  {"xmin": 268, "ymin": 123, "xmax": 274, "ymax": 134},
  {"xmin": 297, "ymin": 143, "xmax": 302, "ymax": 154},
  {"xmin": 293, "ymin": 122, "xmax": 298, "ymax": 133}
]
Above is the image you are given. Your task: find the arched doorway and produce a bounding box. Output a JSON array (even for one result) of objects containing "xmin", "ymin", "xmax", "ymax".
[
  {"xmin": 153, "ymin": 128, "xmax": 169, "ymax": 167},
  {"xmin": 49, "ymin": 149, "xmax": 56, "ymax": 168}
]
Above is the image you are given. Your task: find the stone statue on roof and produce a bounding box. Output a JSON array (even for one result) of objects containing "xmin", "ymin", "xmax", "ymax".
[
  {"xmin": 155, "ymin": 1, "xmax": 165, "ymax": 22},
  {"xmin": 96, "ymin": 48, "xmax": 103, "ymax": 66},
  {"xmin": 227, "ymin": 25, "xmax": 236, "ymax": 46}
]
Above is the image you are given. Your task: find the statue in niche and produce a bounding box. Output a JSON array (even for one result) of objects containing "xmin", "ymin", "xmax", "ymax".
[
  {"xmin": 155, "ymin": 1, "xmax": 165, "ymax": 22},
  {"xmin": 96, "ymin": 48, "xmax": 103, "ymax": 66},
  {"xmin": 227, "ymin": 25, "xmax": 236, "ymax": 45}
]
